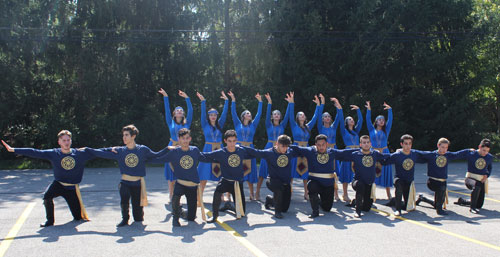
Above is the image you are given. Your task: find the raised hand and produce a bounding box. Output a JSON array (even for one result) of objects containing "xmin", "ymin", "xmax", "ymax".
[
  {"xmin": 313, "ymin": 95, "xmax": 320, "ymax": 106},
  {"xmin": 284, "ymin": 92, "xmax": 293, "ymax": 103},
  {"xmin": 158, "ymin": 88, "xmax": 168, "ymax": 97},
  {"xmin": 350, "ymin": 105, "xmax": 360, "ymax": 110},
  {"xmin": 265, "ymin": 93, "xmax": 272, "ymax": 104},
  {"xmin": 330, "ymin": 97, "xmax": 341, "ymax": 109},
  {"xmin": 365, "ymin": 101, "xmax": 371, "ymax": 110},
  {"xmin": 383, "ymin": 102, "xmax": 391, "ymax": 110},
  {"xmin": 220, "ymin": 91, "xmax": 228, "ymax": 100},
  {"xmin": 179, "ymin": 90, "xmax": 188, "ymax": 98},
  {"xmin": 319, "ymin": 93, "xmax": 325, "ymax": 105},
  {"xmin": 227, "ymin": 91, "xmax": 236, "ymax": 101},
  {"xmin": 196, "ymin": 92, "xmax": 205, "ymax": 101},
  {"xmin": 1, "ymin": 140, "xmax": 14, "ymax": 152},
  {"xmin": 255, "ymin": 93, "xmax": 262, "ymax": 102}
]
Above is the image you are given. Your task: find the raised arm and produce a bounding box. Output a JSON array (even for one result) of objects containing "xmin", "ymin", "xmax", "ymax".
[
  {"xmin": 228, "ymin": 91, "xmax": 242, "ymax": 128},
  {"xmin": 332, "ymin": 97, "xmax": 343, "ymax": 130},
  {"xmin": 265, "ymin": 98, "xmax": 272, "ymax": 129},
  {"xmin": 219, "ymin": 91, "xmax": 229, "ymax": 128},
  {"xmin": 251, "ymin": 93, "xmax": 263, "ymax": 128},
  {"xmin": 384, "ymin": 102, "xmax": 393, "ymax": 136},
  {"xmin": 316, "ymin": 103, "xmax": 325, "ymax": 130},
  {"xmin": 179, "ymin": 90, "xmax": 193, "ymax": 128},
  {"xmin": 365, "ymin": 101, "xmax": 375, "ymax": 133},
  {"xmin": 354, "ymin": 107, "xmax": 363, "ymax": 134},
  {"xmin": 306, "ymin": 95, "xmax": 321, "ymax": 129},
  {"xmin": 159, "ymin": 88, "xmax": 173, "ymax": 127}
]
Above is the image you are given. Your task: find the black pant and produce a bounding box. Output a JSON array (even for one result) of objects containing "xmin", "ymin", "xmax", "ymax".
[
  {"xmin": 43, "ymin": 180, "xmax": 82, "ymax": 223},
  {"xmin": 426, "ymin": 178, "xmax": 447, "ymax": 211},
  {"xmin": 465, "ymin": 178, "xmax": 485, "ymax": 209},
  {"xmin": 211, "ymin": 179, "xmax": 246, "ymax": 218},
  {"xmin": 352, "ymin": 180, "xmax": 373, "ymax": 214},
  {"xmin": 266, "ymin": 178, "xmax": 292, "ymax": 213},
  {"xmin": 307, "ymin": 179, "xmax": 334, "ymax": 213},
  {"xmin": 394, "ymin": 178, "xmax": 411, "ymax": 212},
  {"xmin": 119, "ymin": 182, "xmax": 143, "ymax": 222},
  {"xmin": 172, "ymin": 183, "xmax": 198, "ymax": 221}
]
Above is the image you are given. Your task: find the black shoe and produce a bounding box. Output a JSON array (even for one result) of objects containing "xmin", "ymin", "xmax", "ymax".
[
  {"xmin": 416, "ymin": 194, "xmax": 423, "ymax": 206},
  {"xmin": 116, "ymin": 220, "xmax": 128, "ymax": 227},
  {"xmin": 173, "ymin": 218, "xmax": 181, "ymax": 227},
  {"xmin": 309, "ymin": 211, "xmax": 319, "ymax": 218},
  {"xmin": 40, "ymin": 221, "xmax": 54, "ymax": 227},
  {"xmin": 436, "ymin": 209, "xmax": 448, "ymax": 216},
  {"xmin": 470, "ymin": 208, "xmax": 480, "ymax": 214},
  {"xmin": 207, "ymin": 217, "xmax": 218, "ymax": 223},
  {"xmin": 346, "ymin": 199, "xmax": 356, "ymax": 207},
  {"xmin": 274, "ymin": 212, "xmax": 283, "ymax": 219},
  {"xmin": 220, "ymin": 202, "xmax": 232, "ymax": 212},
  {"xmin": 385, "ymin": 198, "xmax": 396, "ymax": 207},
  {"xmin": 180, "ymin": 210, "xmax": 187, "ymax": 220},
  {"xmin": 454, "ymin": 197, "xmax": 467, "ymax": 206},
  {"xmin": 264, "ymin": 196, "xmax": 273, "ymax": 210}
]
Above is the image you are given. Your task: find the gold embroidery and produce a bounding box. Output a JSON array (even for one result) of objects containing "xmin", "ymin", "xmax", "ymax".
[
  {"xmin": 61, "ymin": 156, "xmax": 76, "ymax": 170},
  {"xmin": 180, "ymin": 155, "xmax": 194, "ymax": 169},
  {"xmin": 362, "ymin": 155, "xmax": 374, "ymax": 167},
  {"xmin": 228, "ymin": 154, "xmax": 241, "ymax": 168},
  {"xmin": 125, "ymin": 153, "xmax": 139, "ymax": 168},
  {"xmin": 475, "ymin": 158, "xmax": 486, "ymax": 170},
  {"xmin": 436, "ymin": 156, "xmax": 447, "ymax": 168},
  {"xmin": 317, "ymin": 153, "xmax": 329, "ymax": 164},
  {"xmin": 402, "ymin": 158, "xmax": 414, "ymax": 171},
  {"xmin": 277, "ymin": 155, "xmax": 288, "ymax": 167}
]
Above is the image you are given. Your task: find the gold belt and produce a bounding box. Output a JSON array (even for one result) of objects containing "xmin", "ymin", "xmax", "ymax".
[
  {"xmin": 177, "ymin": 179, "xmax": 206, "ymax": 221},
  {"xmin": 309, "ymin": 172, "xmax": 335, "ymax": 179},
  {"xmin": 176, "ymin": 179, "xmax": 198, "ymax": 187},
  {"xmin": 121, "ymin": 174, "xmax": 148, "ymax": 206},
  {"xmin": 466, "ymin": 172, "xmax": 489, "ymax": 194},
  {"xmin": 58, "ymin": 181, "xmax": 89, "ymax": 220},
  {"xmin": 429, "ymin": 176, "xmax": 447, "ymax": 182}
]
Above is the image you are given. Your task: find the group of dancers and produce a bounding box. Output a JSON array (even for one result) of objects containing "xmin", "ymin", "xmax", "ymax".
[{"xmin": 1, "ymin": 90, "xmax": 494, "ymax": 227}]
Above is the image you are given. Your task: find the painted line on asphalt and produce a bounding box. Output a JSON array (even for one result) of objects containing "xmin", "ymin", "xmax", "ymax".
[
  {"xmin": 207, "ymin": 211, "xmax": 269, "ymax": 257},
  {"xmin": 0, "ymin": 202, "xmax": 37, "ymax": 257},
  {"xmin": 448, "ymin": 190, "xmax": 500, "ymax": 203},
  {"xmin": 371, "ymin": 208, "xmax": 500, "ymax": 252}
]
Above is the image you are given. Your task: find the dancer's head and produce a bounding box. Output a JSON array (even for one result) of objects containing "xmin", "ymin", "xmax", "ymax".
[
  {"xmin": 400, "ymin": 134, "xmax": 414, "ymax": 153},
  {"xmin": 122, "ymin": 125, "xmax": 139, "ymax": 145},
  {"xmin": 360, "ymin": 135, "xmax": 372, "ymax": 151},
  {"xmin": 178, "ymin": 128, "xmax": 192, "ymax": 148},
  {"xmin": 322, "ymin": 112, "xmax": 332, "ymax": 125},
  {"xmin": 271, "ymin": 110, "xmax": 282, "ymax": 125},
  {"xmin": 57, "ymin": 130, "xmax": 73, "ymax": 150},
  {"xmin": 275, "ymin": 135, "xmax": 291, "ymax": 154},
  {"xmin": 478, "ymin": 139, "xmax": 491, "ymax": 156},
  {"xmin": 314, "ymin": 134, "xmax": 328, "ymax": 154},
  {"xmin": 173, "ymin": 106, "xmax": 186, "ymax": 125},
  {"xmin": 437, "ymin": 138, "xmax": 450, "ymax": 154},
  {"xmin": 240, "ymin": 110, "xmax": 252, "ymax": 125}
]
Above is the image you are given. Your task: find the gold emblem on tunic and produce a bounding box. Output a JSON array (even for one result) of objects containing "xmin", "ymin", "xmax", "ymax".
[
  {"xmin": 436, "ymin": 156, "xmax": 447, "ymax": 168},
  {"xmin": 277, "ymin": 155, "xmax": 288, "ymax": 167},
  {"xmin": 180, "ymin": 155, "xmax": 194, "ymax": 169},
  {"xmin": 402, "ymin": 158, "xmax": 414, "ymax": 171},
  {"xmin": 125, "ymin": 153, "xmax": 139, "ymax": 168},
  {"xmin": 228, "ymin": 154, "xmax": 241, "ymax": 168},
  {"xmin": 362, "ymin": 155, "xmax": 374, "ymax": 167},
  {"xmin": 61, "ymin": 156, "xmax": 76, "ymax": 170},
  {"xmin": 475, "ymin": 158, "xmax": 486, "ymax": 170},
  {"xmin": 317, "ymin": 153, "xmax": 329, "ymax": 164}
]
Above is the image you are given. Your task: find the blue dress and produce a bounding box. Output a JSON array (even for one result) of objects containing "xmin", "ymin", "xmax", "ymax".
[
  {"xmin": 366, "ymin": 108, "xmax": 393, "ymax": 187},
  {"xmin": 163, "ymin": 96, "xmax": 193, "ymax": 181},
  {"xmin": 231, "ymin": 100, "xmax": 263, "ymax": 183},
  {"xmin": 258, "ymin": 103, "xmax": 290, "ymax": 179},
  {"xmin": 317, "ymin": 105, "xmax": 342, "ymax": 177},
  {"xmin": 197, "ymin": 99, "xmax": 229, "ymax": 181},
  {"xmin": 289, "ymin": 103, "xmax": 321, "ymax": 179},
  {"xmin": 339, "ymin": 109, "xmax": 363, "ymax": 183}
]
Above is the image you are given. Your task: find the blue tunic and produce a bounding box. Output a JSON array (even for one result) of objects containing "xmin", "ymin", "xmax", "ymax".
[
  {"xmin": 366, "ymin": 109, "xmax": 393, "ymax": 187},
  {"xmin": 14, "ymin": 148, "xmax": 95, "ymax": 189},
  {"xmin": 197, "ymin": 99, "xmax": 229, "ymax": 181},
  {"xmin": 339, "ymin": 109, "xmax": 363, "ymax": 183},
  {"xmin": 152, "ymin": 146, "xmax": 210, "ymax": 184},
  {"xmin": 86, "ymin": 145, "xmax": 168, "ymax": 186},
  {"xmin": 466, "ymin": 151, "xmax": 493, "ymax": 177},
  {"xmin": 385, "ymin": 150, "xmax": 427, "ymax": 183},
  {"xmin": 201, "ymin": 147, "xmax": 255, "ymax": 182},
  {"xmin": 245, "ymin": 146, "xmax": 300, "ymax": 184},
  {"xmin": 337, "ymin": 150, "xmax": 391, "ymax": 185},
  {"xmin": 231, "ymin": 100, "xmax": 263, "ymax": 183},
  {"xmin": 163, "ymin": 96, "xmax": 193, "ymax": 181},
  {"xmin": 317, "ymin": 105, "xmax": 342, "ymax": 178},
  {"xmin": 418, "ymin": 150, "xmax": 470, "ymax": 179},
  {"xmin": 258, "ymin": 103, "xmax": 290, "ymax": 179},
  {"xmin": 289, "ymin": 102, "xmax": 320, "ymax": 179}
]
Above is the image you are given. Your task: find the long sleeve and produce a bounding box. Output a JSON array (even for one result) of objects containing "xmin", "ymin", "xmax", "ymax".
[
  {"xmin": 85, "ymin": 148, "xmax": 118, "ymax": 160},
  {"xmin": 355, "ymin": 109, "xmax": 363, "ymax": 134},
  {"xmin": 163, "ymin": 96, "xmax": 173, "ymax": 127},
  {"xmin": 185, "ymin": 97, "xmax": 193, "ymax": 128},
  {"xmin": 252, "ymin": 101, "xmax": 263, "ymax": 129},
  {"xmin": 265, "ymin": 103, "xmax": 272, "ymax": 129},
  {"xmin": 200, "ymin": 100, "xmax": 208, "ymax": 128},
  {"xmin": 333, "ymin": 107, "xmax": 342, "ymax": 130},
  {"xmin": 386, "ymin": 108, "xmax": 393, "ymax": 136},
  {"xmin": 316, "ymin": 104, "xmax": 325, "ymax": 130},
  {"xmin": 289, "ymin": 103, "xmax": 297, "ymax": 130},
  {"xmin": 218, "ymin": 100, "xmax": 229, "ymax": 128},
  {"xmin": 448, "ymin": 149, "xmax": 471, "ymax": 161},
  {"xmin": 241, "ymin": 146, "xmax": 263, "ymax": 159},
  {"xmin": 144, "ymin": 146, "xmax": 170, "ymax": 161},
  {"xmin": 307, "ymin": 104, "xmax": 321, "ymax": 129},
  {"xmin": 231, "ymin": 101, "xmax": 242, "ymax": 128},
  {"xmin": 200, "ymin": 150, "xmax": 221, "ymax": 163},
  {"xmin": 366, "ymin": 109, "xmax": 375, "ymax": 134},
  {"xmin": 339, "ymin": 108, "xmax": 347, "ymax": 139},
  {"xmin": 14, "ymin": 148, "xmax": 53, "ymax": 159},
  {"xmin": 280, "ymin": 102, "xmax": 290, "ymax": 128},
  {"xmin": 149, "ymin": 150, "xmax": 174, "ymax": 164}
]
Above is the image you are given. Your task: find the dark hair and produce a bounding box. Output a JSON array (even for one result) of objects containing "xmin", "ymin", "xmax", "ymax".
[
  {"xmin": 122, "ymin": 124, "xmax": 139, "ymax": 136},
  {"xmin": 240, "ymin": 110, "xmax": 252, "ymax": 126},
  {"xmin": 400, "ymin": 134, "xmax": 413, "ymax": 143},
  {"xmin": 315, "ymin": 134, "xmax": 328, "ymax": 143},
  {"xmin": 344, "ymin": 117, "xmax": 356, "ymax": 136},
  {"xmin": 174, "ymin": 116, "xmax": 186, "ymax": 125},
  {"xmin": 277, "ymin": 135, "xmax": 291, "ymax": 146},
  {"xmin": 373, "ymin": 116, "xmax": 387, "ymax": 134},
  {"xmin": 480, "ymin": 138, "xmax": 491, "ymax": 148},
  {"xmin": 207, "ymin": 108, "xmax": 223, "ymax": 132},
  {"xmin": 271, "ymin": 110, "xmax": 282, "ymax": 125},
  {"xmin": 178, "ymin": 128, "xmax": 190, "ymax": 138},
  {"xmin": 224, "ymin": 129, "xmax": 237, "ymax": 140},
  {"xmin": 360, "ymin": 135, "xmax": 370, "ymax": 142},
  {"xmin": 296, "ymin": 112, "xmax": 310, "ymax": 134}
]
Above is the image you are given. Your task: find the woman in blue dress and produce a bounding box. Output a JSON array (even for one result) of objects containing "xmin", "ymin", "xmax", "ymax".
[
  {"xmin": 338, "ymin": 101, "xmax": 363, "ymax": 202},
  {"xmin": 196, "ymin": 91, "xmax": 229, "ymax": 203},
  {"xmin": 366, "ymin": 100, "xmax": 393, "ymax": 200},
  {"xmin": 158, "ymin": 88, "xmax": 193, "ymax": 202},
  {"xmin": 289, "ymin": 92, "xmax": 321, "ymax": 200},
  {"xmin": 316, "ymin": 94, "xmax": 342, "ymax": 201},
  {"xmin": 255, "ymin": 93, "xmax": 291, "ymax": 201},
  {"xmin": 228, "ymin": 91, "xmax": 263, "ymax": 200}
]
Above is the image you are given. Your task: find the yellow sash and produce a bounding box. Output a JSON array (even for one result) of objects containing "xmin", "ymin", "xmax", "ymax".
[
  {"xmin": 58, "ymin": 181, "xmax": 89, "ymax": 221},
  {"xmin": 428, "ymin": 176, "xmax": 448, "ymax": 209},
  {"xmin": 406, "ymin": 181, "xmax": 416, "ymax": 211},
  {"xmin": 333, "ymin": 173, "xmax": 339, "ymax": 191},
  {"xmin": 176, "ymin": 179, "xmax": 207, "ymax": 221},
  {"xmin": 225, "ymin": 179, "xmax": 245, "ymax": 218},
  {"xmin": 238, "ymin": 141, "xmax": 253, "ymax": 176},
  {"xmin": 371, "ymin": 183, "xmax": 377, "ymax": 202},
  {"xmin": 169, "ymin": 139, "xmax": 179, "ymax": 172},
  {"xmin": 206, "ymin": 142, "xmax": 222, "ymax": 178},
  {"xmin": 121, "ymin": 174, "xmax": 148, "ymax": 206},
  {"xmin": 295, "ymin": 141, "xmax": 309, "ymax": 175},
  {"xmin": 309, "ymin": 172, "xmax": 335, "ymax": 179},
  {"xmin": 466, "ymin": 172, "xmax": 489, "ymax": 194}
]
